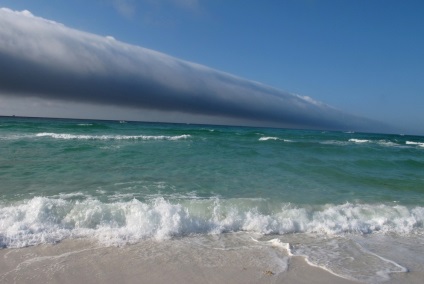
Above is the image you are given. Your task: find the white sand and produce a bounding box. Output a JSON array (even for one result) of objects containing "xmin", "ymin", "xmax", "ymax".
[{"xmin": 0, "ymin": 238, "xmax": 419, "ymax": 284}]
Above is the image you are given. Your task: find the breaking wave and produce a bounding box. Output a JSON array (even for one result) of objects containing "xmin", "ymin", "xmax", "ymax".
[
  {"xmin": 35, "ymin": 133, "xmax": 190, "ymax": 140},
  {"xmin": 258, "ymin": 136, "xmax": 293, "ymax": 142},
  {"xmin": 406, "ymin": 141, "xmax": 424, "ymax": 148},
  {"xmin": 1, "ymin": 197, "xmax": 423, "ymax": 248}
]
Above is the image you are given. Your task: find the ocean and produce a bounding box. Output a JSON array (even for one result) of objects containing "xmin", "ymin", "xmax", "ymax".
[{"xmin": 1, "ymin": 116, "xmax": 423, "ymax": 283}]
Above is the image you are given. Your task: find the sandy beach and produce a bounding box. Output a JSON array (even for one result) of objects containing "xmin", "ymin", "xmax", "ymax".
[
  {"xmin": 0, "ymin": 238, "xmax": 364, "ymax": 284},
  {"xmin": 1, "ymin": 237, "xmax": 421, "ymax": 284}
]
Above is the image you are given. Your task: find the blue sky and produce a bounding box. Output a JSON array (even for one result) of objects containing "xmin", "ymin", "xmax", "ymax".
[{"xmin": 0, "ymin": 0, "xmax": 423, "ymax": 134}]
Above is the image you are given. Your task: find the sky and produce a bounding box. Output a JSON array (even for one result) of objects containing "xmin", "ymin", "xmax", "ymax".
[{"xmin": 0, "ymin": 0, "xmax": 423, "ymax": 134}]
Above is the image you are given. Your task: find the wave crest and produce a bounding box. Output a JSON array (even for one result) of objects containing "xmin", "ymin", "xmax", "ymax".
[
  {"xmin": 1, "ymin": 197, "xmax": 423, "ymax": 248},
  {"xmin": 35, "ymin": 133, "xmax": 190, "ymax": 140}
]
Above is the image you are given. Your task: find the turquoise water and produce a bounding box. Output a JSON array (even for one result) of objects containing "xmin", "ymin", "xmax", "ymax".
[
  {"xmin": 1, "ymin": 117, "xmax": 423, "ymax": 205},
  {"xmin": 1, "ymin": 116, "xmax": 423, "ymax": 282}
]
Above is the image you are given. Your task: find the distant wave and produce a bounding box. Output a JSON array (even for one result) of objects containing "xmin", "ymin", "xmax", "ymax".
[
  {"xmin": 348, "ymin": 138, "xmax": 370, "ymax": 143},
  {"xmin": 258, "ymin": 137, "xmax": 404, "ymax": 148},
  {"xmin": 259, "ymin": 137, "xmax": 279, "ymax": 141},
  {"xmin": 377, "ymin": 140, "xmax": 399, "ymax": 147},
  {"xmin": 35, "ymin": 132, "xmax": 190, "ymax": 141},
  {"xmin": 1, "ymin": 197, "xmax": 422, "ymax": 248},
  {"xmin": 259, "ymin": 137, "xmax": 293, "ymax": 142},
  {"xmin": 348, "ymin": 138, "xmax": 406, "ymax": 147},
  {"xmin": 406, "ymin": 141, "xmax": 424, "ymax": 148}
]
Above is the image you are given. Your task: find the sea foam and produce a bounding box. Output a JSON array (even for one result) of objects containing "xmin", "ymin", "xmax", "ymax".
[
  {"xmin": 259, "ymin": 137, "xmax": 280, "ymax": 141},
  {"xmin": 406, "ymin": 141, "xmax": 424, "ymax": 148},
  {"xmin": 349, "ymin": 139, "xmax": 370, "ymax": 143},
  {"xmin": 1, "ymin": 197, "xmax": 423, "ymax": 248},
  {"xmin": 35, "ymin": 133, "xmax": 190, "ymax": 140},
  {"xmin": 259, "ymin": 137, "xmax": 293, "ymax": 142}
]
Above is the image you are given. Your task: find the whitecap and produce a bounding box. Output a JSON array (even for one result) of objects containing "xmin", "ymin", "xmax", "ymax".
[
  {"xmin": 259, "ymin": 137, "xmax": 292, "ymax": 142},
  {"xmin": 377, "ymin": 140, "xmax": 399, "ymax": 147},
  {"xmin": 406, "ymin": 141, "xmax": 424, "ymax": 148},
  {"xmin": 259, "ymin": 137, "xmax": 279, "ymax": 141},
  {"xmin": 35, "ymin": 132, "xmax": 190, "ymax": 141},
  {"xmin": 348, "ymin": 139, "xmax": 370, "ymax": 143}
]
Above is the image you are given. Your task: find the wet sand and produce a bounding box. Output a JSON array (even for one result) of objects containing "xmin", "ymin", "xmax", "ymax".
[
  {"xmin": 0, "ymin": 238, "xmax": 359, "ymax": 284},
  {"xmin": 1, "ymin": 238, "xmax": 421, "ymax": 284}
]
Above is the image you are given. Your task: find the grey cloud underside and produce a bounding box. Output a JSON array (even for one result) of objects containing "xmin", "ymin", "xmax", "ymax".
[{"xmin": 0, "ymin": 9, "xmax": 383, "ymax": 131}]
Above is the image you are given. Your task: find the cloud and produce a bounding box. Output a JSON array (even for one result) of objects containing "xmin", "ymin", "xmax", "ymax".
[
  {"xmin": 0, "ymin": 8, "xmax": 390, "ymax": 132},
  {"xmin": 112, "ymin": 0, "xmax": 136, "ymax": 19}
]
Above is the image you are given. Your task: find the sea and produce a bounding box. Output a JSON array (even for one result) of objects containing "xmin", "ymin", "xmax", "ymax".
[{"xmin": 1, "ymin": 116, "xmax": 423, "ymax": 283}]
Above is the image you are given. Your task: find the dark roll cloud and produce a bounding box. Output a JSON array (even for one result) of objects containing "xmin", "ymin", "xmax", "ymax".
[{"xmin": 0, "ymin": 8, "xmax": 389, "ymax": 132}]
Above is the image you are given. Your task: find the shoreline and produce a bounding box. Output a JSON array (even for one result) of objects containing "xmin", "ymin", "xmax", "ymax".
[{"xmin": 0, "ymin": 238, "xmax": 362, "ymax": 284}]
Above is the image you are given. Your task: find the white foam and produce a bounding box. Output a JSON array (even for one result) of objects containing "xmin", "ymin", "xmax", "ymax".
[
  {"xmin": 406, "ymin": 141, "xmax": 424, "ymax": 147},
  {"xmin": 258, "ymin": 236, "xmax": 408, "ymax": 283},
  {"xmin": 346, "ymin": 138, "xmax": 404, "ymax": 148},
  {"xmin": 1, "ymin": 198, "xmax": 423, "ymax": 248},
  {"xmin": 377, "ymin": 140, "xmax": 399, "ymax": 147},
  {"xmin": 322, "ymin": 139, "xmax": 403, "ymax": 148},
  {"xmin": 348, "ymin": 138, "xmax": 370, "ymax": 143},
  {"xmin": 288, "ymin": 237, "xmax": 408, "ymax": 283},
  {"xmin": 267, "ymin": 238, "xmax": 291, "ymax": 252},
  {"xmin": 35, "ymin": 133, "xmax": 190, "ymax": 141},
  {"xmin": 259, "ymin": 137, "xmax": 292, "ymax": 142},
  {"xmin": 259, "ymin": 136, "xmax": 279, "ymax": 141}
]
